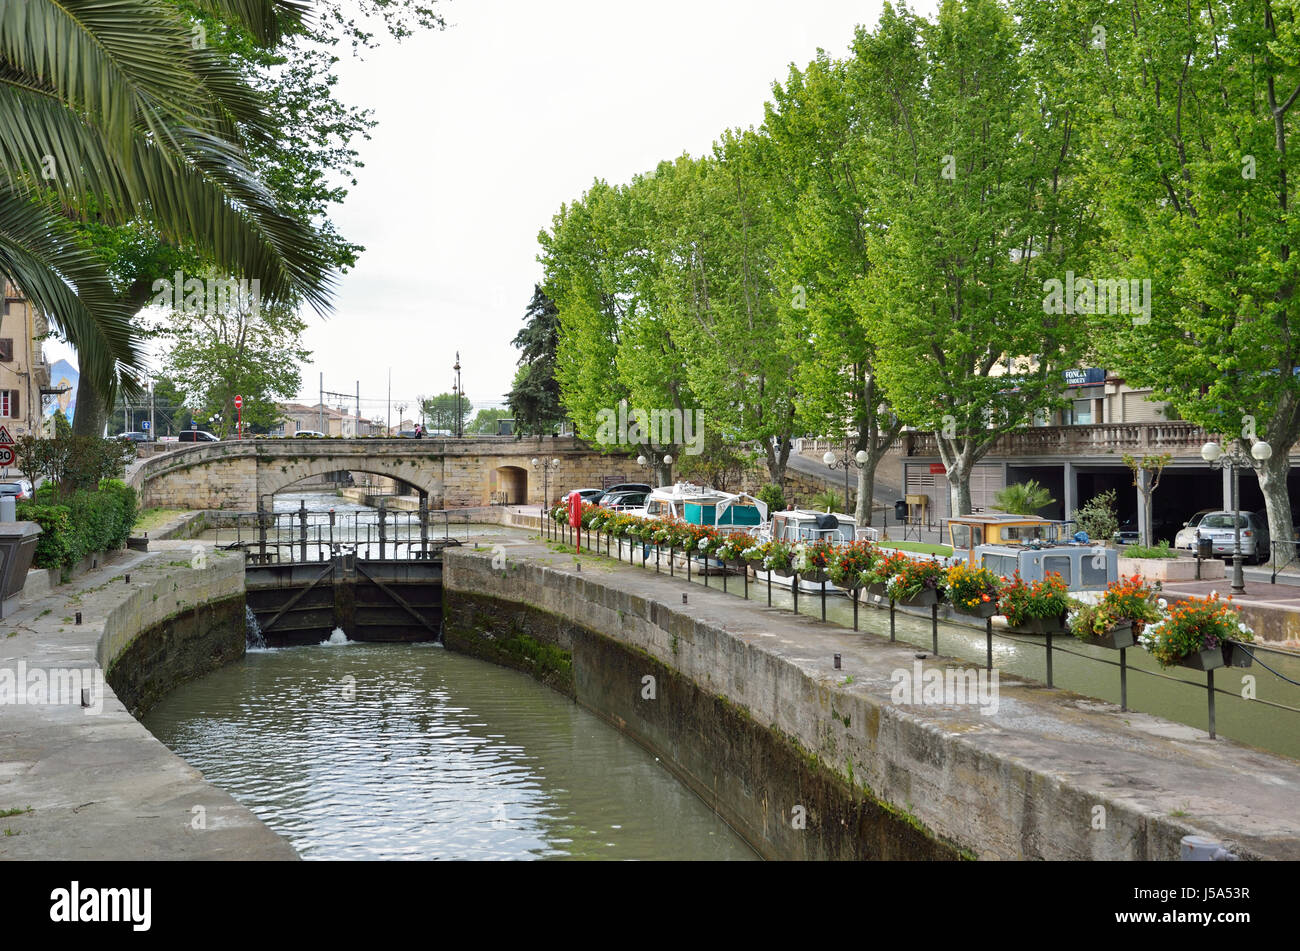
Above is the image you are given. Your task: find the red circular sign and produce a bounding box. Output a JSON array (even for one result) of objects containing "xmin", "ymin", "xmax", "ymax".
[{"xmin": 234, "ymin": 395, "xmax": 243, "ymax": 409}]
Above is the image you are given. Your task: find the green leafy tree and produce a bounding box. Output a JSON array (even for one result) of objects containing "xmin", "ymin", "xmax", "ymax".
[
  {"xmin": 154, "ymin": 291, "xmax": 310, "ymax": 438},
  {"xmin": 766, "ymin": 52, "xmax": 902, "ymax": 524},
  {"xmin": 858, "ymin": 0, "xmax": 1093, "ymax": 516},
  {"xmin": 421, "ymin": 392, "xmax": 471, "ymax": 433},
  {"xmin": 1036, "ymin": 0, "xmax": 1300, "ymax": 554},
  {"xmin": 466, "ymin": 408, "xmax": 511, "ymax": 434},
  {"xmin": 507, "ymin": 285, "xmax": 564, "ymax": 435}
]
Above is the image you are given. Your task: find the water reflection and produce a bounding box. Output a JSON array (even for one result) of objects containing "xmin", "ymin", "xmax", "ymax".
[{"xmin": 144, "ymin": 643, "xmax": 757, "ymax": 861}]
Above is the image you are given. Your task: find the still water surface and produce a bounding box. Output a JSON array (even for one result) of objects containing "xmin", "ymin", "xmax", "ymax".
[{"xmin": 144, "ymin": 641, "xmax": 757, "ymax": 860}]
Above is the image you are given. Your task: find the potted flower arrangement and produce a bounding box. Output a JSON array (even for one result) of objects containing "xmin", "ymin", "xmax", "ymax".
[
  {"xmin": 826, "ymin": 541, "xmax": 877, "ymax": 590},
  {"xmin": 792, "ymin": 538, "xmax": 837, "ymax": 583},
  {"xmin": 945, "ymin": 563, "xmax": 1001, "ymax": 618},
  {"xmin": 763, "ymin": 539, "xmax": 794, "ymax": 576},
  {"xmin": 1067, "ymin": 575, "xmax": 1162, "ymax": 649},
  {"xmin": 1138, "ymin": 593, "xmax": 1256, "ymax": 670},
  {"xmin": 998, "ymin": 571, "xmax": 1070, "ymax": 634},
  {"xmin": 885, "ymin": 555, "xmax": 947, "ymax": 607},
  {"xmin": 714, "ymin": 532, "xmax": 757, "ymax": 567},
  {"xmin": 862, "ymin": 549, "xmax": 910, "ymax": 598},
  {"xmin": 742, "ymin": 540, "xmax": 769, "ymax": 567}
]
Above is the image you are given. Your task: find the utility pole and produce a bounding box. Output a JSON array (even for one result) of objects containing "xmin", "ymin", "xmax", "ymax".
[
  {"xmin": 454, "ymin": 352, "xmax": 463, "ymax": 437},
  {"xmin": 387, "ymin": 368, "xmax": 391, "ymax": 437},
  {"xmin": 149, "ymin": 379, "xmax": 154, "ymax": 439},
  {"xmin": 355, "ymin": 380, "xmax": 360, "ymax": 437},
  {"xmin": 319, "ymin": 372, "xmax": 323, "ymax": 433}
]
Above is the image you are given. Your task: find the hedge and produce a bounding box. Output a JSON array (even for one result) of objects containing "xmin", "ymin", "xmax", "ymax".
[{"xmin": 17, "ymin": 479, "xmax": 139, "ymax": 570}]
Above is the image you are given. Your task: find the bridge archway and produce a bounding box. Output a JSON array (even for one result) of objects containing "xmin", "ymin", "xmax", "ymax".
[{"xmin": 491, "ymin": 465, "xmax": 528, "ymax": 505}]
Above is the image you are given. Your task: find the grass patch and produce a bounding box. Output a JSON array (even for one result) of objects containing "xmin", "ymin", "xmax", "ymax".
[
  {"xmin": 0, "ymin": 807, "xmax": 32, "ymax": 818},
  {"xmin": 133, "ymin": 508, "xmax": 188, "ymax": 533},
  {"xmin": 879, "ymin": 541, "xmax": 954, "ymax": 557},
  {"xmin": 1122, "ymin": 540, "xmax": 1178, "ymax": 559}
]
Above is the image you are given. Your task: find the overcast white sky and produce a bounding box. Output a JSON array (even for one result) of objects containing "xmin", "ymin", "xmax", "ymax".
[{"xmin": 57, "ymin": 0, "xmax": 938, "ymax": 424}]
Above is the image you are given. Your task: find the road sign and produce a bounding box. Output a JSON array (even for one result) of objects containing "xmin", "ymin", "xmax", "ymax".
[
  {"xmin": 141, "ymin": 420, "xmax": 150, "ymax": 430},
  {"xmin": 0, "ymin": 425, "xmax": 14, "ymax": 445},
  {"xmin": 234, "ymin": 395, "xmax": 243, "ymax": 410},
  {"xmin": 0, "ymin": 447, "xmax": 13, "ymax": 467}
]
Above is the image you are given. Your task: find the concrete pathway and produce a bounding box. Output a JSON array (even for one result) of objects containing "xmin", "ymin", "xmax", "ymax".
[
  {"xmin": 0, "ymin": 542, "xmax": 296, "ymax": 860},
  {"xmin": 481, "ymin": 528, "xmax": 1300, "ymax": 859}
]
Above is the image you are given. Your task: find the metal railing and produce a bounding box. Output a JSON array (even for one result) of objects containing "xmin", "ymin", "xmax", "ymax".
[
  {"xmin": 540, "ymin": 510, "xmax": 1300, "ymax": 746},
  {"xmin": 215, "ymin": 501, "xmax": 475, "ymax": 563}
]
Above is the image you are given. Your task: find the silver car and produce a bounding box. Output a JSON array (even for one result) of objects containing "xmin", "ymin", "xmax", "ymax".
[
  {"xmin": 1174, "ymin": 509, "xmax": 1218, "ymax": 551},
  {"xmin": 1188, "ymin": 511, "xmax": 1270, "ymax": 564}
]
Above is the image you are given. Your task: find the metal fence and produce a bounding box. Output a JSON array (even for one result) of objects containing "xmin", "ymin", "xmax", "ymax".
[
  {"xmin": 214, "ymin": 502, "xmax": 477, "ymax": 563},
  {"xmin": 543, "ymin": 511, "xmax": 1300, "ymax": 745}
]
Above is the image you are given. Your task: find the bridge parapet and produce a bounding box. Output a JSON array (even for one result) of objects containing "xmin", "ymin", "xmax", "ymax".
[{"xmin": 131, "ymin": 435, "xmax": 633, "ymax": 511}]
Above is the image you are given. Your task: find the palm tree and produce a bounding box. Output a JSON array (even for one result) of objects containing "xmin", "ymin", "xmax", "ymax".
[{"xmin": 0, "ymin": 0, "xmax": 333, "ymax": 423}]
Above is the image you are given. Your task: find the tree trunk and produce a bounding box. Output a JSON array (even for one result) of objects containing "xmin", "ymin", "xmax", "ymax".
[
  {"xmin": 947, "ymin": 467, "xmax": 973, "ymax": 517},
  {"xmin": 1256, "ymin": 451, "xmax": 1294, "ymax": 567},
  {"xmin": 856, "ymin": 463, "xmax": 874, "ymax": 527},
  {"xmin": 71, "ymin": 375, "xmax": 106, "ymax": 438},
  {"xmin": 764, "ymin": 434, "xmax": 792, "ymax": 486}
]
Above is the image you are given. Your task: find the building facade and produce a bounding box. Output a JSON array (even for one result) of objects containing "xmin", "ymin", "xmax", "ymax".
[{"xmin": 1, "ymin": 281, "xmax": 53, "ymax": 440}]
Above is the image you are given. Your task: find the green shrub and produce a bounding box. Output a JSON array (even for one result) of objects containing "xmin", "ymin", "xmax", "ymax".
[
  {"xmin": 810, "ymin": 489, "xmax": 843, "ymax": 512},
  {"xmin": 1123, "ymin": 540, "xmax": 1177, "ymax": 559},
  {"xmin": 16, "ymin": 482, "xmax": 138, "ymax": 569},
  {"xmin": 756, "ymin": 483, "xmax": 786, "ymax": 515}
]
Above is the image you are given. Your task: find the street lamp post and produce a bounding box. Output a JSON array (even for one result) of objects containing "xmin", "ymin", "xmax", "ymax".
[
  {"xmin": 453, "ymin": 352, "xmax": 463, "ymax": 438},
  {"xmin": 823, "ymin": 447, "xmax": 870, "ymax": 515},
  {"xmin": 532, "ymin": 456, "xmax": 561, "ymax": 509},
  {"xmin": 1200, "ymin": 438, "xmax": 1273, "ymax": 595},
  {"xmin": 637, "ymin": 451, "xmax": 674, "ymax": 486}
]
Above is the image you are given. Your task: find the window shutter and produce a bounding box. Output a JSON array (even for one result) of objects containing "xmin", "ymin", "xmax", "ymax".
[
  {"xmin": 10, "ymin": 390, "xmax": 17, "ymax": 418},
  {"xmin": 0, "ymin": 339, "xmax": 12, "ymax": 362}
]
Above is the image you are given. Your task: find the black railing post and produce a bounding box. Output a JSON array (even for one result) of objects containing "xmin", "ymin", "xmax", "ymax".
[
  {"xmin": 986, "ymin": 618, "xmax": 993, "ymax": 669},
  {"xmin": 1119, "ymin": 647, "xmax": 1128, "ymax": 711},
  {"xmin": 298, "ymin": 499, "xmax": 308, "ymax": 563},
  {"xmin": 1045, "ymin": 628, "xmax": 1054, "ymax": 687},
  {"xmin": 931, "ymin": 602, "xmax": 938, "ymax": 656},
  {"xmin": 379, "ymin": 500, "xmax": 388, "ymax": 559},
  {"xmin": 820, "ymin": 578, "xmax": 826, "ymax": 621},
  {"xmin": 852, "ymin": 589, "xmax": 858, "ymax": 631},
  {"xmin": 257, "ymin": 501, "xmax": 268, "ymax": 563},
  {"xmin": 890, "ymin": 599, "xmax": 896, "ymax": 641},
  {"xmin": 792, "ymin": 572, "xmax": 798, "ymax": 612},
  {"xmin": 1207, "ymin": 670, "xmax": 1216, "ymax": 739}
]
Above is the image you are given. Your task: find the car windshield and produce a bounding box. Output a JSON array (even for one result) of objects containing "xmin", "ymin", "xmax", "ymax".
[
  {"xmin": 0, "ymin": 483, "xmax": 20, "ymax": 492},
  {"xmin": 1201, "ymin": 514, "xmax": 1248, "ymax": 529}
]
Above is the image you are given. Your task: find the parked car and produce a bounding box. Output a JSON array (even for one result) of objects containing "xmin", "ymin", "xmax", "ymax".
[
  {"xmin": 562, "ymin": 488, "xmax": 605, "ymax": 506},
  {"xmin": 602, "ymin": 482, "xmax": 652, "ymax": 495},
  {"xmin": 178, "ymin": 430, "xmax": 220, "ymax": 442},
  {"xmin": 600, "ymin": 490, "xmax": 649, "ymax": 511},
  {"xmin": 1174, "ymin": 509, "xmax": 1221, "ymax": 551},
  {"xmin": 0, "ymin": 479, "xmax": 33, "ymax": 501},
  {"xmin": 289, "ymin": 430, "xmax": 326, "ymax": 438},
  {"xmin": 1185, "ymin": 510, "xmax": 1271, "ymax": 563},
  {"xmin": 117, "ymin": 431, "xmax": 152, "ymax": 443}
]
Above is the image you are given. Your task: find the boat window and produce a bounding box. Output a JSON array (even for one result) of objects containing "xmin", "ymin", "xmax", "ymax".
[
  {"xmin": 646, "ymin": 500, "xmax": 661, "ymax": 516},
  {"xmin": 951, "ymin": 525, "xmax": 971, "ymax": 549},
  {"xmin": 1043, "ymin": 555, "xmax": 1072, "ymax": 587},
  {"xmin": 972, "ymin": 526, "xmax": 984, "ymax": 547},
  {"xmin": 1081, "ymin": 552, "xmax": 1109, "ymax": 588},
  {"xmin": 982, "ymin": 553, "xmax": 1016, "ymax": 578}
]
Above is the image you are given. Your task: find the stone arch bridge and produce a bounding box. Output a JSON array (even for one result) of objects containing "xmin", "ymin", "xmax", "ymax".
[{"xmin": 128, "ymin": 436, "xmax": 622, "ymax": 511}]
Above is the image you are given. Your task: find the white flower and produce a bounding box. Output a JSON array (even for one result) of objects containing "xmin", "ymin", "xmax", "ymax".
[{"xmin": 1157, "ymin": 598, "xmax": 1168, "ymax": 610}]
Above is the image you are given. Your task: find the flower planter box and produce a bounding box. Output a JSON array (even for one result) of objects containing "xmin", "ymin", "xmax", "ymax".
[
  {"xmin": 1118, "ymin": 555, "xmax": 1225, "ymax": 582},
  {"xmin": 954, "ymin": 600, "xmax": 999, "ymax": 619},
  {"xmin": 1076, "ymin": 620, "xmax": 1134, "ymax": 650},
  {"xmin": 1221, "ymin": 640, "xmax": 1254, "ymax": 669},
  {"xmin": 896, "ymin": 588, "xmax": 940, "ymax": 608},
  {"xmin": 862, "ymin": 582, "xmax": 889, "ymax": 600},
  {"xmin": 1175, "ymin": 647, "xmax": 1226, "ymax": 671},
  {"xmin": 1005, "ymin": 612, "xmax": 1068, "ymax": 635},
  {"xmin": 772, "ymin": 566, "xmax": 794, "ymax": 579},
  {"xmin": 798, "ymin": 568, "xmax": 829, "ymax": 584}
]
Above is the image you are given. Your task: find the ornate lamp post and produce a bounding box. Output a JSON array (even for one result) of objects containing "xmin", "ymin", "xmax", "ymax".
[
  {"xmin": 1200, "ymin": 438, "xmax": 1273, "ymax": 595},
  {"xmin": 453, "ymin": 352, "xmax": 463, "ymax": 437},
  {"xmin": 823, "ymin": 447, "xmax": 870, "ymax": 514},
  {"xmin": 637, "ymin": 451, "xmax": 674, "ymax": 486},
  {"xmin": 531, "ymin": 456, "xmax": 561, "ymax": 508}
]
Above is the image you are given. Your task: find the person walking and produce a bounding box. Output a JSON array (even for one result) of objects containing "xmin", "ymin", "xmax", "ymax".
[{"xmin": 414, "ymin": 424, "xmax": 423, "ymax": 439}]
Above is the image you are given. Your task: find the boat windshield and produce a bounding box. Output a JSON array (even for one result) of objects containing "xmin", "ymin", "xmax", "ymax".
[{"xmin": 1001, "ymin": 523, "xmax": 1060, "ymax": 544}]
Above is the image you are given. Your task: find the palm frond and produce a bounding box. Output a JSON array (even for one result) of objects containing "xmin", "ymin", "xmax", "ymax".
[{"xmin": 0, "ymin": 187, "xmax": 141, "ymax": 394}]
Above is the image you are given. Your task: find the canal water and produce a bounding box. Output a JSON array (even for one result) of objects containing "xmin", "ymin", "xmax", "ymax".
[{"xmin": 143, "ymin": 640, "xmax": 757, "ymax": 860}]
